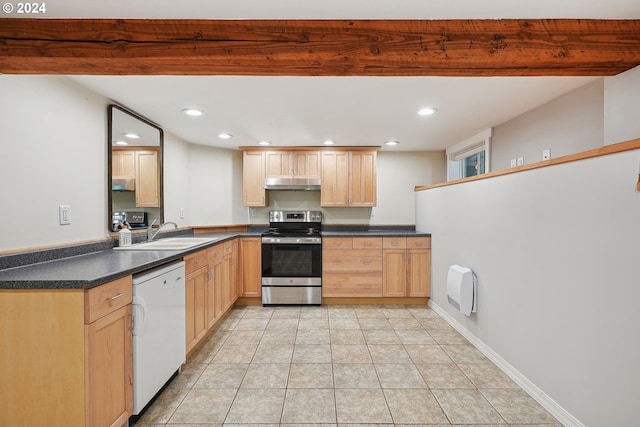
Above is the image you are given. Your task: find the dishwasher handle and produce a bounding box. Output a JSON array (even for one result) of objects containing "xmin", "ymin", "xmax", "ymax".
[{"xmin": 132, "ymin": 295, "xmax": 148, "ymax": 336}]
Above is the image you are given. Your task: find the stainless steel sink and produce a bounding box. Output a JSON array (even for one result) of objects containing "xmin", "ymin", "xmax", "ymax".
[{"xmin": 114, "ymin": 237, "xmax": 219, "ymax": 251}]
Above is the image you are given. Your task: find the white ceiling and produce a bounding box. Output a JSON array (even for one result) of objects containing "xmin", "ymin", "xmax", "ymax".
[{"xmin": 62, "ymin": 1, "xmax": 640, "ymax": 152}]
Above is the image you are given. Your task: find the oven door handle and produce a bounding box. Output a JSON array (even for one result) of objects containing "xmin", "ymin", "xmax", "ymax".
[{"xmin": 262, "ymin": 237, "xmax": 321, "ymax": 244}]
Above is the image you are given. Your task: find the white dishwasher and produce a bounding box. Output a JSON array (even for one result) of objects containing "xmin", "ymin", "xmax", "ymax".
[{"xmin": 132, "ymin": 260, "xmax": 186, "ymax": 415}]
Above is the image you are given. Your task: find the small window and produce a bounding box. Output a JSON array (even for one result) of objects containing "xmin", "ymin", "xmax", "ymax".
[{"xmin": 446, "ymin": 129, "xmax": 492, "ymax": 181}]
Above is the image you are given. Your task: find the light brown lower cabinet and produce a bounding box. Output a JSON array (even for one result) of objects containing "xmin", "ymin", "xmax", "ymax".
[
  {"xmin": 323, "ymin": 236, "xmax": 431, "ymax": 299},
  {"xmin": 240, "ymin": 237, "xmax": 262, "ymax": 297},
  {"xmin": 85, "ymin": 304, "xmax": 133, "ymax": 427},
  {"xmin": 0, "ymin": 276, "xmax": 133, "ymax": 427},
  {"xmin": 186, "ymin": 265, "xmax": 208, "ymax": 353},
  {"xmin": 323, "ymin": 237, "xmax": 383, "ymax": 297},
  {"xmin": 185, "ymin": 239, "xmax": 240, "ymax": 354},
  {"xmin": 382, "ymin": 237, "xmax": 431, "ymax": 297}
]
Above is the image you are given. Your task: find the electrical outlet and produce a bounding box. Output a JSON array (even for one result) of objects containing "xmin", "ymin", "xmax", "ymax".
[
  {"xmin": 59, "ymin": 205, "xmax": 70, "ymax": 225},
  {"xmin": 517, "ymin": 157, "xmax": 524, "ymax": 166},
  {"xmin": 542, "ymin": 149, "xmax": 551, "ymax": 160},
  {"xmin": 510, "ymin": 159, "xmax": 517, "ymax": 168},
  {"xmin": 180, "ymin": 208, "xmax": 185, "ymax": 219},
  {"xmin": 251, "ymin": 208, "xmax": 257, "ymax": 217}
]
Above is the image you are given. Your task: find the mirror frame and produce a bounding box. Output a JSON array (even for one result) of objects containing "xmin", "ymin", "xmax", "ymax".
[{"xmin": 107, "ymin": 104, "xmax": 164, "ymax": 233}]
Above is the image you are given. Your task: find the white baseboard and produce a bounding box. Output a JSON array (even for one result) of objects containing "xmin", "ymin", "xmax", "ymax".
[{"xmin": 428, "ymin": 300, "xmax": 584, "ymax": 427}]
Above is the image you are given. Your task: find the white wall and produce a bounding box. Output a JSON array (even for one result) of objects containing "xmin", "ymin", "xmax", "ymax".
[
  {"xmin": 416, "ymin": 149, "xmax": 640, "ymax": 426},
  {"xmin": 604, "ymin": 65, "xmax": 640, "ymax": 145},
  {"xmin": 184, "ymin": 144, "xmax": 245, "ymax": 226},
  {"xmin": 491, "ymin": 78, "xmax": 604, "ymax": 170},
  {"xmin": 249, "ymin": 151, "xmax": 445, "ymax": 225},
  {"xmin": 0, "ymin": 75, "xmax": 109, "ymax": 251},
  {"xmin": 163, "ymin": 131, "xmax": 191, "ymax": 227}
]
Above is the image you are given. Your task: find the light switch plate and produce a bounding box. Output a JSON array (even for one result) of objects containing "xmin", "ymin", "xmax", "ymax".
[{"xmin": 59, "ymin": 205, "xmax": 70, "ymax": 225}]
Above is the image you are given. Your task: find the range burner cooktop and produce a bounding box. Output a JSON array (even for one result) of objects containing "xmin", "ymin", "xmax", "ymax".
[
  {"xmin": 262, "ymin": 228, "xmax": 321, "ymax": 238},
  {"xmin": 262, "ymin": 210, "xmax": 323, "ymax": 243}
]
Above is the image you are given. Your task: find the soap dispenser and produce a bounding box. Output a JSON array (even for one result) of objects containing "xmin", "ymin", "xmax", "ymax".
[{"xmin": 119, "ymin": 223, "xmax": 132, "ymax": 247}]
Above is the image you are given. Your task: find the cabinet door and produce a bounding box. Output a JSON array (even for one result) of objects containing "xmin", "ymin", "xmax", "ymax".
[
  {"xmin": 230, "ymin": 240, "xmax": 239, "ymax": 302},
  {"xmin": 321, "ymin": 151, "xmax": 349, "ymax": 206},
  {"xmin": 135, "ymin": 150, "xmax": 160, "ymax": 208},
  {"xmin": 407, "ymin": 249, "xmax": 431, "ymax": 297},
  {"xmin": 209, "ymin": 259, "xmax": 223, "ymax": 327},
  {"xmin": 85, "ymin": 304, "xmax": 133, "ymax": 427},
  {"xmin": 186, "ymin": 267, "xmax": 208, "ymax": 353},
  {"xmin": 265, "ymin": 151, "xmax": 292, "ymax": 177},
  {"xmin": 383, "ymin": 250, "xmax": 407, "ymax": 297},
  {"xmin": 240, "ymin": 238, "xmax": 262, "ymax": 297},
  {"xmin": 350, "ymin": 151, "xmax": 377, "ymax": 207},
  {"xmin": 112, "ymin": 150, "xmax": 135, "ymax": 179},
  {"xmin": 221, "ymin": 255, "xmax": 233, "ymax": 311},
  {"xmin": 243, "ymin": 151, "xmax": 268, "ymax": 206},
  {"xmin": 292, "ymin": 151, "xmax": 320, "ymax": 178}
]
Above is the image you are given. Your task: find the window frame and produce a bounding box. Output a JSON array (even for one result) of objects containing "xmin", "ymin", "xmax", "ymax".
[{"xmin": 446, "ymin": 128, "xmax": 492, "ymax": 181}]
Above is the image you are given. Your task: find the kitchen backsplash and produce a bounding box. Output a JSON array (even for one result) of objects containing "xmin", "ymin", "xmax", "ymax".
[{"xmin": 248, "ymin": 191, "xmax": 378, "ymax": 225}]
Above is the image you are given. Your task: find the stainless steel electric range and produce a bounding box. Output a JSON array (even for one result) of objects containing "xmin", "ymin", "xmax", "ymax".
[{"xmin": 261, "ymin": 210, "xmax": 322, "ymax": 305}]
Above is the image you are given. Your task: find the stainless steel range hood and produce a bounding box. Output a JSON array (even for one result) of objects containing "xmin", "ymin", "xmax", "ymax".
[
  {"xmin": 263, "ymin": 177, "xmax": 321, "ymax": 191},
  {"xmin": 112, "ymin": 178, "xmax": 135, "ymax": 191}
]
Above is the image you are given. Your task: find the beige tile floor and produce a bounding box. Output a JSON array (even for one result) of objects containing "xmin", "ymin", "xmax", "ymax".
[{"xmin": 135, "ymin": 304, "xmax": 561, "ymax": 427}]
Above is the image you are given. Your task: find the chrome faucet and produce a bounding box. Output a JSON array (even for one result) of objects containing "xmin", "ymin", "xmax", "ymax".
[
  {"xmin": 148, "ymin": 221, "xmax": 178, "ymax": 241},
  {"xmin": 146, "ymin": 219, "xmax": 158, "ymax": 241}
]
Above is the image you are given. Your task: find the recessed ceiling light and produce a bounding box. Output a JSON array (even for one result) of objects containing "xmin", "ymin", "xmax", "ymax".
[
  {"xmin": 114, "ymin": 140, "xmax": 129, "ymax": 146},
  {"xmin": 123, "ymin": 132, "xmax": 140, "ymax": 139},
  {"xmin": 218, "ymin": 133, "xmax": 233, "ymax": 140},
  {"xmin": 385, "ymin": 140, "xmax": 400, "ymax": 146},
  {"xmin": 323, "ymin": 140, "xmax": 335, "ymax": 145},
  {"xmin": 418, "ymin": 107, "xmax": 438, "ymax": 116},
  {"xmin": 258, "ymin": 141, "xmax": 271, "ymax": 146},
  {"xmin": 182, "ymin": 108, "xmax": 205, "ymax": 117}
]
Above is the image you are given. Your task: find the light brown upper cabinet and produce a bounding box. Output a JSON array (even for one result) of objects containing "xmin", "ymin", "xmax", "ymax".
[
  {"xmin": 321, "ymin": 149, "xmax": 377, "ymax": 207},
  {"xmin": 242, "ymin": 151, "xmax": 268, "ymax": 207},
  {"xmin": 112, "ymin": 148, "xmax": 160, "ymax": 208},
  {"xmin": 265, "ymin": 150, "xmax": 321, "ymax": 178},
  {"xmin": 241, "ymin": 147, "xmax": 377, "ymax": 207},
  {"xmin": 112, "ymin": 150, "xmax": 135, "ymax": 179},
  {"xmin": 134, "ymin": 150, "xmax": 160, "ymax": 208}
]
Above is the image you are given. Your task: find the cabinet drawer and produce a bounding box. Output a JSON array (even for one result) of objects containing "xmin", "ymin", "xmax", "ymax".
[
  {"xmin": 352, "ymin": 237, "xmax": 382, "ymax": 250},
  {"xmin": 323, "ymin": 250, "xmax": 382, "ymax": 273},
  {"xmin": 323, "ymin": 273, "xmax": 383, "ymax": 297},
  {"xmin": 323, "ymin": 238, "xmax": 352, "ymax": 250},
  {"xmin": 383, "ymin": 237, "xmax": 407, "ymax": 249},
  {"xmin": 223, "ymin": 239, "xmax": 237, "ymax": 256},
  {"xmin": 184, "ymin": 249, "xmax": 208, "ymax": 274},
  {"xmin": 407, "ymin": 237, "xmax": 431, "ymax": 249},
  {"xmin": 208, "ymin": 243, "xmax": 224, "ymax": 263},
  {"xmin": 85, "ymin": 276, "xmax": 133, "ymax": 324}
]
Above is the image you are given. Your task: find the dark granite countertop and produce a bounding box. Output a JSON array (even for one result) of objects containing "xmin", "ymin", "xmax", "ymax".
[
  {"xmin": 321, "ymin": 225, "xmax": 430, "ymax": 238},
  {"xmin": 0, "ymin": 226, "xmax": 429, "ymax": 290},
  {"xmin": 321, "ymin": 230, "xmax": 431, "ymax": 237},
  {"xmin": 0, "ymin": 232, "xmax": 257, "ymax": 290}
]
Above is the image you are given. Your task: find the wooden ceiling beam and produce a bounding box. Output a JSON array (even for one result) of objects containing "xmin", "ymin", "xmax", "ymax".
[{"xmin": 1, "ymin": 18, "xmax": 639, "ymax": 76}]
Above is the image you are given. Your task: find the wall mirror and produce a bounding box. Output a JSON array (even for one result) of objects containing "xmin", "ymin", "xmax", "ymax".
[{"xmin": 108, "ymin": 104, "xmax": 164, "ymax": 232}]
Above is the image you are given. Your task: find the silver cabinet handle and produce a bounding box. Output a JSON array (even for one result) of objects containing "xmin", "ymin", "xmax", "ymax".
[{"xmin": 108, "ymin": 292, "xmax": 124, "ymax": 301}]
